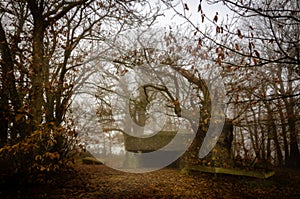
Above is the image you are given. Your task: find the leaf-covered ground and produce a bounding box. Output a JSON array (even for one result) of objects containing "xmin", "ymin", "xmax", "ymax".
[{"xmin": 1, "ymin": 164, "xmax": 300, "ymax": 198}]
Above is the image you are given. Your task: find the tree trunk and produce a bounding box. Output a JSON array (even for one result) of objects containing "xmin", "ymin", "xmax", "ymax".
[
  {"xmin": 279, "ymin": 106, "xmax": 289, "ymax": 164},
  {"xmin": 282, "ymin": 67, "xmax": 300, "ymax": 168},
  {"xmin": 181, "ymin": 119, "xmax": 234, "ymax": 168},
  {"xmin": 286, "ymin": 104, "xmax": 300, "ymax": 168},
  {"xmin": 265, "ymin": 102, "xmax": 283, "ymax": 166},
  {"xmin": 246, "ymin": 110, "xmax": 260, "ymax": 160},
  {"xmin": 0, "ymin": 98, "xmax": 8, "ymax": 147},
  {"xmin": 29, "ymin": 24, "xmax": 45, "ymax": 129},
  {"xmin": 0, "ymin": 20, "xmax": 28, "ymax": 142},
  {"xmin": 182, "ymin": 122, "xmax": 207, "ymax": 165}
]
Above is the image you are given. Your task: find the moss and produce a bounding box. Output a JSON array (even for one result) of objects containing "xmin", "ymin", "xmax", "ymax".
[
  {"xmin": 246, "ymin": 180, "xmax": 275, "ymax": 189},
  {"xmin": 180, "ymin": 166, "xmax": 190, "ymax": 176},
  {"xmin": 82, "ymin": 157, "xmax": 103, "ymax": 165}
]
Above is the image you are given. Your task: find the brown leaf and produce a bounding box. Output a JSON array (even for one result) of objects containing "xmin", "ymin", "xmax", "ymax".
[
  {"xmin": 184, "ymin": 3, "xmax": 189, "ymax": 11},
  {"xmin": 235, "ymin": 43, "xmax": 240, "ymax": 50},
  {"xmin": 198, "ymin": 4, "xmax": 202, "ymax": 12},
  {"xmin": 253, "ymin": 58, "xmax": 257, "ymax": 65},
  {"xmin": 216, "ymin": 26, "xmax": 220, "ymax": 33},
  {"xmin": 254, "ymin": 50, "xmax": 260, "ymax": 58},
  {"xmin": 220, "ymin": 53, "xmax": 225, "ymax": 60},
  {"xmin": 40, "ymin": 166, "xmax": 46, "ymax": 171},
  {"xmin": 248, "ymin": 42, "xmax": 252, "ymax": 51},
  {"xmin": 213, "ymin": 12, "xmax": 218, "ymax": 23},
  {"xmin": 176, "ymin": 46, "xmax": 182, "ymax": 52},
  {"xmin": 237, "ymin": 29, "xmax": 243, "ymax": 39},
  {"xmin": 15, "ymin": 114, "xmax": 23, "ymax": 122},
  {"xmin": 198, "ymin": 38, "xmax": 202, "ymax": 47}
]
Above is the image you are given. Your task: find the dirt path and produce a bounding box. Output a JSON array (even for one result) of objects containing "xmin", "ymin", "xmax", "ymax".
[{"xmin": 4, "ymin": 165, "xmax": 300, "ymax": 198}]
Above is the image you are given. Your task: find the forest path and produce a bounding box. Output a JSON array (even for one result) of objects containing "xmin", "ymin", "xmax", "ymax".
[{"xmin": 4, "ymin": 164, "xmax": 300, "ymax": 198}]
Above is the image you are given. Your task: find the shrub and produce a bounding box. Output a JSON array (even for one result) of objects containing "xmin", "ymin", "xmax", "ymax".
[{"xmin": 0, "ymin": 123, "xmax": 77, "ymax": 184}]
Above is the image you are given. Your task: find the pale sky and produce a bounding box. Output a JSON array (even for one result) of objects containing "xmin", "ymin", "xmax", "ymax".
[{"xmin": 155, "ymin": 0, "xmax": 232, "ymax": 27}]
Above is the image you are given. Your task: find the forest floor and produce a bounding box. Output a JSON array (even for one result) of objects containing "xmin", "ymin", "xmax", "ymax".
[{"xmin": 1, "ymin": 164, "xmax": 300, "ymax": 199}]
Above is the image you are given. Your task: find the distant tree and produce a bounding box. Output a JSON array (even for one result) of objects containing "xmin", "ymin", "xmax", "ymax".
[
  {"xmin": 164, "ymin": 0, "xmax": 300, "ymax": 167},
  {"xmin": 0, "ymin": 0, "xmax": 159, "ymax": 180},
  {"xmin": 91, "ymin": 26, "xmax": 229, "ymax": 167},
  {"xmin": 0, "ymin": 0, "xmax": 159, "ymax": 142}
]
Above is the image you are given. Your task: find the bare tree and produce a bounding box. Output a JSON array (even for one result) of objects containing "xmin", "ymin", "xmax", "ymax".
[
  {"xmin": 160, "ymin": 0, "xmax": 300, "ymax": 167},
  {"xmin": 0, "ymin": 0, "xmax": 158, "ymax": 145}
]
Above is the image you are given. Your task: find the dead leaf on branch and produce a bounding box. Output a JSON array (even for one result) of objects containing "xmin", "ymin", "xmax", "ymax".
[
  {"xmin": 15, "ymin": 114, "xmax": 23, "ymax": 122},
  {"xmin": 198, "ymin": 4, "xmax": 202, "ymax": 13},
  {"xmin": 184, "ymin": 3, "xmax": 189, "ymax": 11},
  {"xmin": 254, "ymin": 50, "xmax": 260, "ymax": 58},
  {"xmin": 201, "ymin": 14, "xmax": 205, "ymax": 23},
  {"xmin": 237, "ymin": 29, "xmax": 243, "ymax": 39},
  {"xmin": 213, "ymin": 12, "xmax": 218, "ymax": 23}
]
